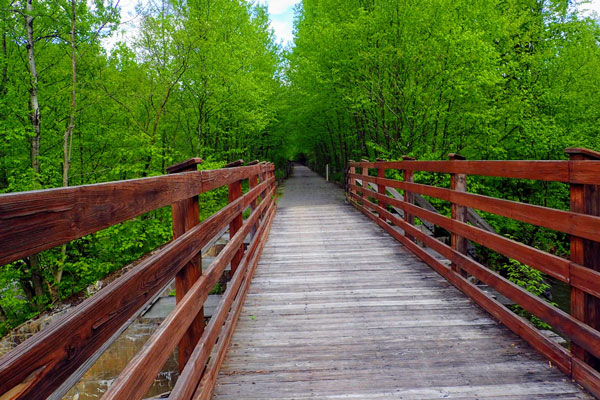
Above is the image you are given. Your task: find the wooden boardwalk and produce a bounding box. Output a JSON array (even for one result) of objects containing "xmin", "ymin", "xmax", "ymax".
[{"xmin": 211, "ymin": 165, "xmax": 592, "ymax": 399}]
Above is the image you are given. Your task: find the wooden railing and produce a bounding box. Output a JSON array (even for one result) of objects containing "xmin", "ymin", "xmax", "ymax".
[
  {"xmin": 0, "ymin": 159, "xmax": 277, "ymax": 400},
  {"xmin": 347, "ymin": 148, "xmax": 600, "ymax": 398}
]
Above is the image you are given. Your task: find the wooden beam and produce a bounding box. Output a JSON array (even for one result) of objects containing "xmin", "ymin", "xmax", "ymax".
[
  {"xmin": 227, "ymin": 160, "xmax": 245, "ymax": 276},
  {"xmin": 170, "ymin": 200, "xmax": 277, "ymax": 400},
  {"xmin": 449, "ymin": 153, "xmax": 468, "ymax": 275},
  {"xmin": 167, "ymin": 158, "xmax": 204, "ymax": 371},
  {"xmin": 0, "ymin": 176, "xmax": 275, "ymax": 400},
  {"xmin": 350, "ymin": 173, "xmax": 600, "ymax": 243},
  {"xmin": 567, "ymin": 148, "xmax": 600, "ymax": 370},
  {"xmin": 100, "ymin": 187, "xmax": 276, "ymax": 400},
  {"xmin": 0, "ymin": 164, "xmax": 269, "ymax": 265}
]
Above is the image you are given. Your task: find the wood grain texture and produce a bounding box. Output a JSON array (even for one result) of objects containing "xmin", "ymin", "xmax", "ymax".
[
  {"xmin": 228, "ymin": 180, "xmax": 244, "ymax": 276},
  {"xmin": 0, "ymin": 164, "xmax": 273, "ymax": 265},
  {"xmin": 350, "ymin": 172, "xmax": 600, "ymax": 242},
  {"xmin": 349, "ymin": 193, "xmax": 574, "ymax": 375},
  {"xmin": 100, "ymin": 187, "xmax": 276, "ymax": 400},
  {"xmin": 209, "ymin": 166, "xmax": 592, "ymax": 400},
  {"xmin": 349, "ymin": 184, "xmax": 572, "ymax": 283},
  {"xmin": 352, "ymin": 189, "xmax": 600, "ymax": 361},
  {"xmin": 350, "ymin": 160, "xmax": 600, "ymax": 184},
  {"xmin": 569, "ymin": 150, "xmax": 600, "ymax": 370},
  {"xmin": 0, "ymin": 175, "xmax": 275, "ymax": 400},
  {"xmin": 193, "ymin": 203, "xmax": 276, "ymax": 400},
  {"xmin": 169, "ymin": 160, "xmax": 204, "ymax": 372}
]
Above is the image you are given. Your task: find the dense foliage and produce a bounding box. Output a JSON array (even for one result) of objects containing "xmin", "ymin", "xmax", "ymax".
[
  {"xmin": 285, "ymin": 0, "xmax": 600, "ymax": 173},
  {"xmin": 0, "ymin": 0, "xmax": 286, "ymax": 335},
  {"xmin": 1, "ymin": 0, "xmax": 599, "ymax": 336}
]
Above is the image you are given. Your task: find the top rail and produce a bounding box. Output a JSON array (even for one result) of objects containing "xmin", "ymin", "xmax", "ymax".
[
  {"xmin": 0, "ymin": 164, "xmax": 271, "ymax": 266},
  {"xmin": 348, "ymin": 160, "xmax": 600, "ymax": 185}
]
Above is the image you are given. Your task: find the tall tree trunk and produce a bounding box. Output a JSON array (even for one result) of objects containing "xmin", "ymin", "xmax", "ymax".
[
  {"xmin": 62, "ymin": 0, "xmax": 76, "ymax": 188},
  {"xmin": 25, "ymin": 0, "xmax": 41, "ymax": 180},
  {"xmin": 24, "ymin": 0, "xmax": 47, "ymax": 308},
  {"xmin": 0, "ymin": 27, "xmax": 8, "ymax": 188},
  {"xmin": 55, "ymin": 0, "xmax": 77, "ymax": 302},
  {"xmin": 1, "ymin": 28, "xmax": 7, "ymax": 95}
]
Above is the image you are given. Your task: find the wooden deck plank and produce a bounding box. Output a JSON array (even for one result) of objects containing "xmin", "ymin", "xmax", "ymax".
[{"xmin": 211, "ymin": 165, "xmax": 592, "ymax": 399}]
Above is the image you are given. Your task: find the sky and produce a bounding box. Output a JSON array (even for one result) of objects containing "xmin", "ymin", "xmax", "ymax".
[
  {"xmin": 106, "ymin": 0, "xmax": 600, "ymax": 51},
  {"xmin": 256, "ymin": 0, "xmax": 301, "ymax": 46}
]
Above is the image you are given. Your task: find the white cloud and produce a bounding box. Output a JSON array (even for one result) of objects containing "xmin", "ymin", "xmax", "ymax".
[
  {"xmin": 271, "ymin": 19, "xmax": 294, "ymax": 45},
  {"xmin": 257, "ymin": 0, "xmax": 299, "ymax": 16},
  {"xmin": 102, "ymin": 0, "xmax": 299, "ymax": 51},
  {"xmin": 575, "ymin": 0, "xmax": 600, "ymax": 18},
  {"xmin": 256, "ymin": 0, "xmax": 299, "ymax": 46}
]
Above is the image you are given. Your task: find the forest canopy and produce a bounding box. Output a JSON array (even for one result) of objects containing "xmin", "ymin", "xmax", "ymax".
[{"xmin": 0, "ymin": 0, "xmax": 599, "ymax": 335}]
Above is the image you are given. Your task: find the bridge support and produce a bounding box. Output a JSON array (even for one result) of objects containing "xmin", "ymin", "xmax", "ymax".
[
  {"xmin": 567, "ymin": 147, "xmax": 600, "ymax": 371},
  {"xmin": 167, "ymin": 158, "xmax": 205, "ymax": 372},
  {"xmin": 377, "ymin": 159, "xmax": 387, "ymax": 219},
  {"xmin": 361, "ymin": 159, "xmax": 369, "ymax": 204},
  {"xmin": 449, "ymin": 153, "xmax": 468, "ymax": 276},
  {"xmin": 402, "ymin": 156, "xmax": 415, "ymax": 241},
  {"xmin": 247, "ymin": 160, "xmax": 260, "ymax": 237},
  {"xmin": 226, "ymin": 160, "xmax": 245, "ymax": 276}
]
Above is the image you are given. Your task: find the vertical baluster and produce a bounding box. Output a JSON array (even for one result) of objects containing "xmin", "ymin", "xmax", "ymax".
[
  {"xmin": 449, "ymin": 153, "xmax": 468, "ymax": 275},
  {"xmin": 226, "ymin": 160, "xmax": 245, "ymax": 276},
  {"xmin": 566, "ymin": 147, "xmax": 600, "ymax": 369},
  {"xmin": 377, "ymin": 158, "xmax": 387, "ymax": 220},
  {"xmin": 361, "ymin": 159, "xmax": 369, "ymax": 204},
  {"xmin": 348, "ymin": 160, "xmax": 356, "ymax": 196},
  {"xmin": 246, "ymin": 160, "xmax": 260, "ymax": 237},
  {"xmin": 402, "ymin": 156, "xmax": 415, "ymax": 241},
  {"xmin": 167, "ymin": 158, "xmax": 205, "ymax": 371}
]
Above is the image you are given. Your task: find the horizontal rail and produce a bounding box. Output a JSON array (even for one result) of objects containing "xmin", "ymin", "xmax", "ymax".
[
  {"xmin": 101, "ymin": 187, "xmax": 276, "ymax": 400},
  {"xmin": 348, "ymin": 192, "xmax": 573, "ymax": 373},
  {"xmin": 349, "ymin": 160, "xmax": 600, "ymax": 185},
  {"xmin": 350, "ymin": 183, "xmax": 572, "ymax": 282},
  {"xmin": 173, "ymin": 198, "xmax": 277, "ymax": 400},
  {"xmin": 0, "ymin": 163, "xmax": 276, "ymax": 399},
  {"xmin": 349, "ymin": 191, "xmax": 600, "ymax": 360},
  {"xmin": 351, "ymin": 173, "xmax": 600, "ymax": 242},
  {"xmin": 0, "ymin": 164, "xmax": 271, "ymax": 265},
  {"xmin": 351, "ymin": 182, "xmax": 600, "ymax": 298}
]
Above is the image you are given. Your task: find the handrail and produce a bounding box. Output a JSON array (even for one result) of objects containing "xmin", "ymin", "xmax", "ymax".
[
  {"xmin": 347, "ymin": 149, "xmax": 600, "ymax": 398},
  {"xmin": 0, "ymin": 160, "xmax": 277, "ymax": 400}
]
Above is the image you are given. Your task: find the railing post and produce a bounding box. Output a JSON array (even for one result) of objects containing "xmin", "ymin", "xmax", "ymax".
[
  {"xmin": 361, "ymin": 159, "xmax": 369, "ymax": 203},
  {"xmin": 566, "ymin": 147, "xmax": 600, "ymax": 369},
  {"xmin": 226, "ymin": 160, "xmax": 245, "ymax": 276},
  {"xmin": 348, "ymin": 160, "xmax": 355, "ymax": 196},
  {"xmin": 449, "ymin": 153, "xmax": 468, "ymax": 275},
  {"xmin": 247, "ymin": 160, "xmax": 260, "ymax": 237},
  {"xmin": 376, "ymin": 158, "xmax": 387, "ymax": 219},
  {"xmin": 166, "ymin": 158, "xmax": 205, "ymax": 371},
  {"xmin": 402, "ymin": 156, "xmax": 415, "ymax": 240}
]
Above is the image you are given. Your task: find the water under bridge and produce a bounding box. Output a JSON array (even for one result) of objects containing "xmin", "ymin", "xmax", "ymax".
[{"xmin": 1, "ymin": 152, "xmax": 600, "ymax": 399}]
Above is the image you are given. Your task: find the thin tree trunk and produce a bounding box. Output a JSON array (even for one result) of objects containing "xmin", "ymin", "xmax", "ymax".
[
  {"xmin": 62, "ymin": 0, "xmax": 76, "ymax": 188},
  {"xmin": 24, "ymin": 0, "xmax": 47, "ymax": 308},
  {"xmin": 55, "ymin": 0, "xmax": 77, "ymax": 301},
  {"xmin": 1, "ymin": 28, "xmax": 7, "ymax": 95},
  {"xmin": 25, "ymin": 0, "xmax": 41, "ymax": 179}
]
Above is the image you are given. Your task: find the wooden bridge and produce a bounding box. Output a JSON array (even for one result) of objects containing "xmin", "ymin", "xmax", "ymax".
[{"xmin": 1, "ymin": 151, "xmax": 600, "ymax": 399}]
